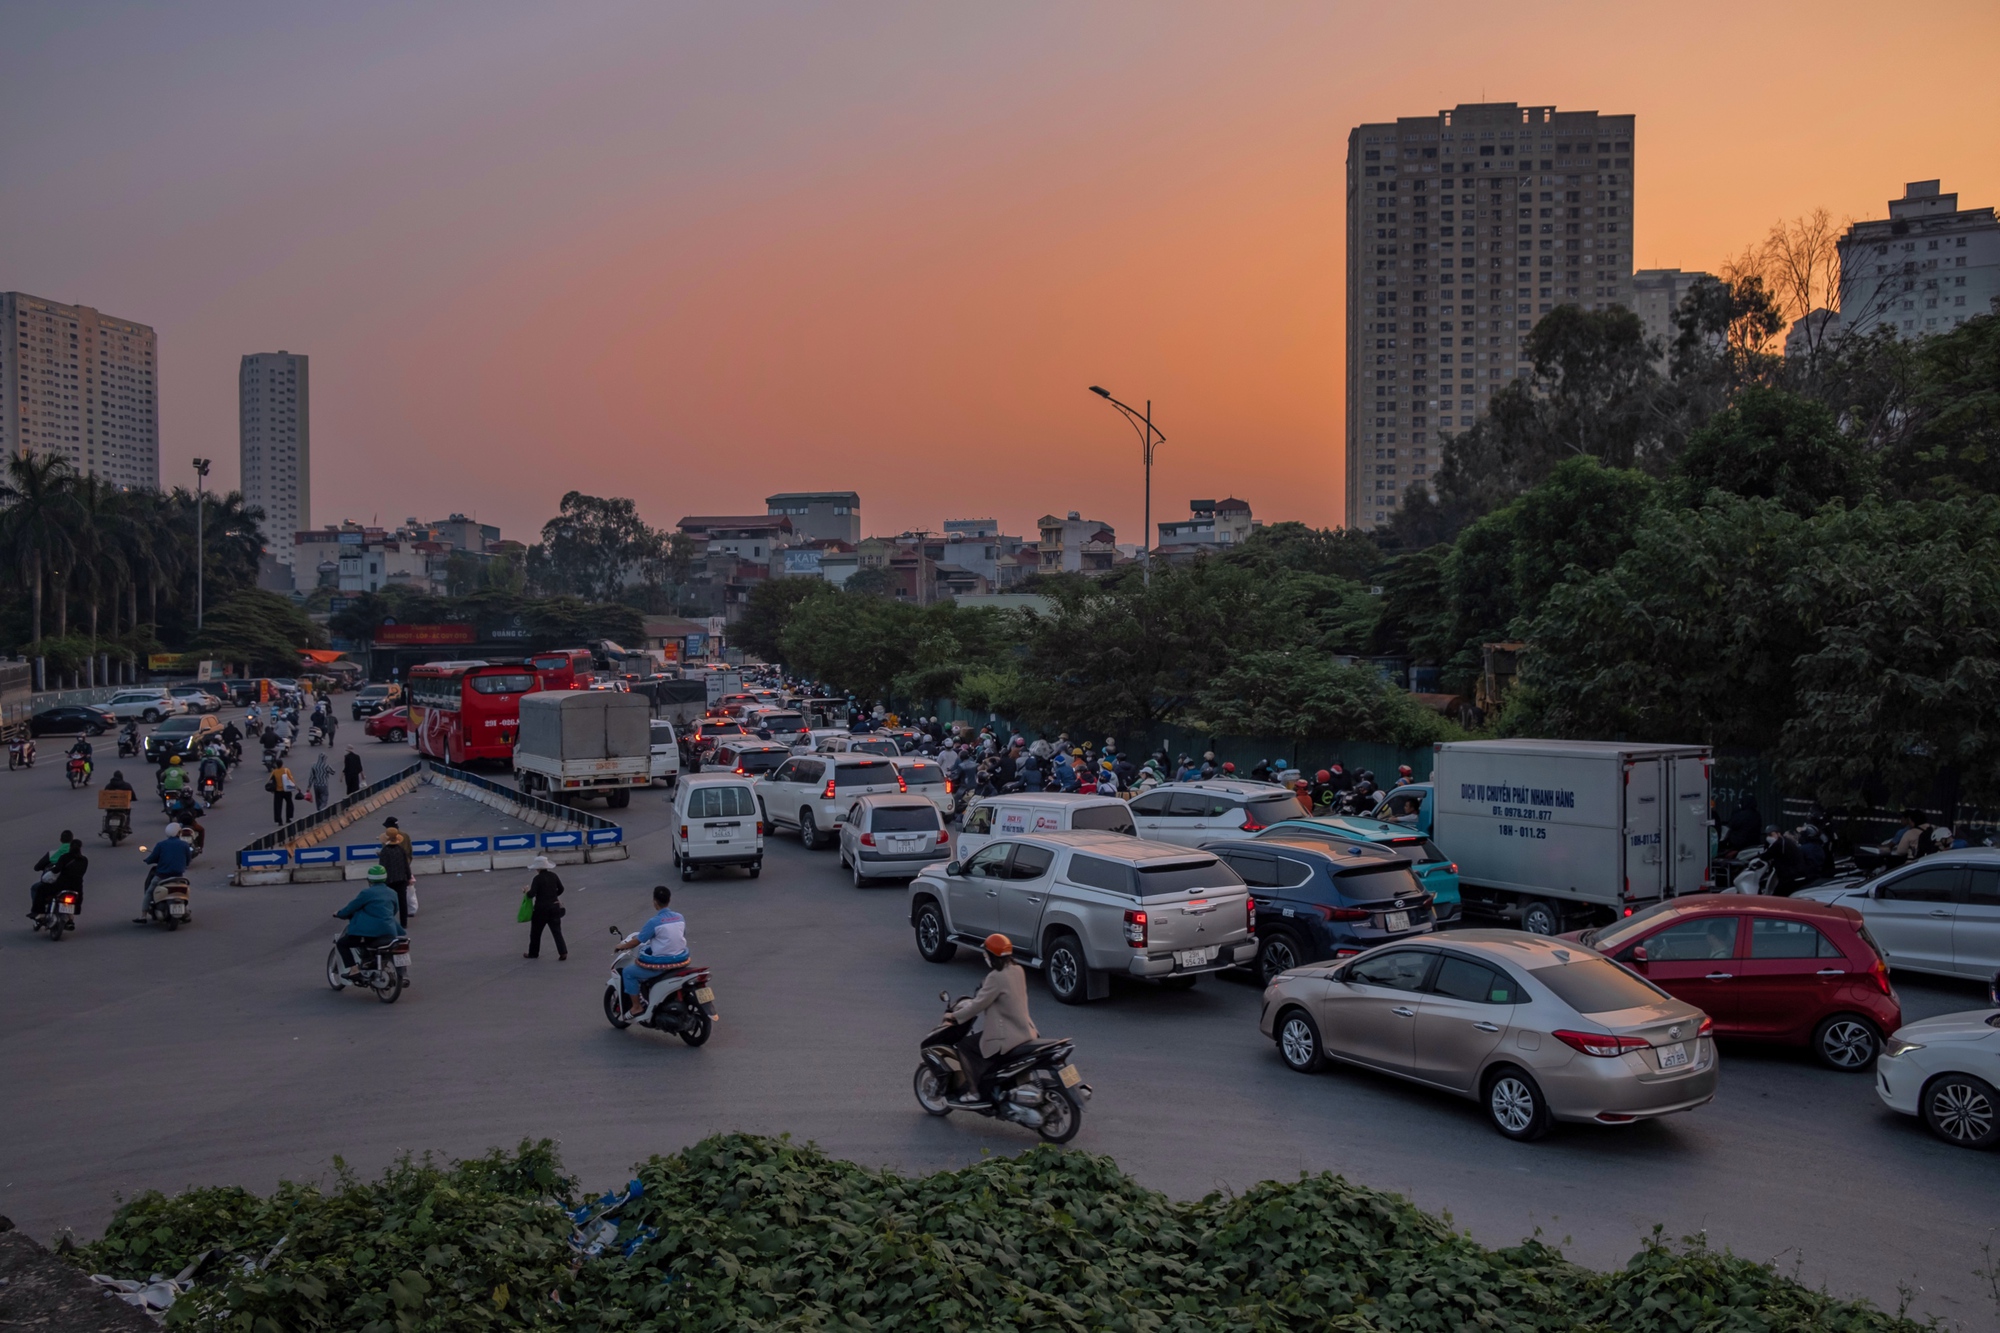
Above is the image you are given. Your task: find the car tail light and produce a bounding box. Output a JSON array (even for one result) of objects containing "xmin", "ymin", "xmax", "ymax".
[
  {"xmin": 1552, "ymin": 1029, "xmax": 1652, "ymax": 1057},
  {"xmin": 1448, "ymin": 863, "xmax": 1457, "ymax": 874},
  {"xmin": 936, "ymin": 829, "xmax": 951, "ymax": 844},
  {"xmin": 1246, "ymin": 895, "xmax": 1256, "ymax": 933},
  {"xmin": 822, "ymin": 778, "xmax": 837, "ymax": 799},
  {"xmin": 944, "ymin": 779, "xmax": 954, "ymax": 794},
  {"xmin": 756, "ymin": 821, "xmax": 766, "ymax": 837},
  {"xmin": 860, "ymin": 832, "xmax": 875, "ymax": 847},
  {"xmin": 1317, "ymin": 905, "xmax": 1371, "ymax": 922},
  {"xmin": 1240, "ymin": 817, "xmax": 1266, "ymax": 832},
  {"xmin": 734, "ymin": 765, "xmax": 747, "ymax": 774},
  {"xmin": 1697, "ymin": 1016, "xmax": 1714, "ymax": 1038},
  {"xmin": 679, "ymin": 825, "xmax": 688, "ymax": 839},
  {"xmin": 897, "ymin": 774, "xmax": 908, "ymax": 793},
  {"xmin": 1869, "ymin": 955, "xmax": 1892, "ymax": 996},
  {"xmin": 1123, "ymin": 909, "xmax": 1147, "ymax": 947}
]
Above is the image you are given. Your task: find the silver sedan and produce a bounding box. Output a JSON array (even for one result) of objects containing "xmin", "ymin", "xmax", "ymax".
[{"xmin": 1257, "ymin": 930, "xmax": 1718, "ymax": 1140}]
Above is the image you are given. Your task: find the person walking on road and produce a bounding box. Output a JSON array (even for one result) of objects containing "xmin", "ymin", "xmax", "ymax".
[
  {"xmin": 342, "ymin": 747, "xmax": 364, "ymax": 796},
  {"xmin": 267, "ymin": 761, "xmax": 298, "ymax": 824},
  {"xmin": 307, "ymin": 752, "xmax": 333, "ymax": 807},
  {"xmin": 521, "ymin": 855, "xmax": 568, "ymax": 960},
  {"xmin": 378, "ymin": 816, "xmax": 414, "ymax": 927}
]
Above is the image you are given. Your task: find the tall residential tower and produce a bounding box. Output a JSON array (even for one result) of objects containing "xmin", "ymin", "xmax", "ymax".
[
  {"xmin": 1345, "ymin": 102, "xmax": 1635, "ymax": 531},
  {"xmin": 239, "ymin": 350, "xmax": 310, "ymax": 576},
  {"xmin": 1, "ymin": 292, "xmax": 158, "ymax": 488}
]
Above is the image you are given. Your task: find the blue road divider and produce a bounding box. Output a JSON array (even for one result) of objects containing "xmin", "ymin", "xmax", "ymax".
[{"xmin": 232, "ymin": 758, "xmax": 631, "ymax": 885}]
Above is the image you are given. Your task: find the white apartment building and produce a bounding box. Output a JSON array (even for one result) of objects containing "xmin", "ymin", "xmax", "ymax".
[
  {"xmin": 1630, "ymin": 268, "xmax": 1715, "ymax": 365},
  {"xmin": 1346, "ymin": 102, "xmax": 1635, "ymax": 530},
  {"xmin": 1037, "ymin": 511, "xmax": 1118, "ymax": 574},
  {"xmin": 1837, "ymin": 181, "xmax": 1999, "ymax": 340},
  {"xmin": 240, "ymin": 351, "xmax": 310, "ymax": 577},
  {"xmin": 1, "ymin": 292, "xmax": 158, "ymax": 488}
]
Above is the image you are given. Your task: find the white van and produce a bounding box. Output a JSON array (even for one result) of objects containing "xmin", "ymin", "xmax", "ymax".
[
  {"xmin": 957, "ymin": 792, "xmax": 1135, "ymax": 859},
  {"xmin": 650, "ymin": 718, "xmax": 680, "ymax": 785},
  {"xmin": 671, "ymin": 775, "xmax": 763, "ymax": 879}
]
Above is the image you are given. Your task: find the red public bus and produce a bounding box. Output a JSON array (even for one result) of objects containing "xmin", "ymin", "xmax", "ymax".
[
  {"xmin": 406, "ymin": 660, "xmax": 538, "ymax": 764},
  {"xmin": 527, "ymin": 648, "xmax": 594, "ymax": 691}
]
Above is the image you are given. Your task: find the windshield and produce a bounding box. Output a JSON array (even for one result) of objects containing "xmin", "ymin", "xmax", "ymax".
[
  {"xmin": 1244, "ymin": 795, "xmax": 1303, "ymax": 826},
  {"xmin": 898, "ymin": 762, "xmax": 945, "ymax": 785},
  {"xmin": 156, "ymin": 718, "xmax": 200, "ymax": 733},
  {"xmin": 850, "ymin": 738, "xmax": 900, "ymax": 756},
  {"xmin": 1331, "ymin": 860, "xmax": 1425, "ymax": 902},
  {"xmin": 732, "ymin": 749, "xmax": 787, "ymax": 774},
  {"xmin": 1071, "ymin": 804, "xmax": 1137, "ymax": 834},
  {"xmin": 1533, "ymin": 958, "xmax": 1669, "ymax": 1014},
  {"xmin": 757, "ymin": 712, "xmax": 804, "ymax": 730},
  {"xmin": 872, "ymin": 805, "xmax": 942, "ymax": 832},
  {"xmin": 834, "ymin": 759, "xmax": 896, "ymax": 788},
  {"xmin": 1136, "ymin": 859, "xmax": 1244, "ymax": 897},
  {"xmin": 470, "ymin": 673, "xmax": 534, "ymax": 694},
  {"xmin": 1582, "ymin": 900, "xmax": 1683, "ymax": 951}
]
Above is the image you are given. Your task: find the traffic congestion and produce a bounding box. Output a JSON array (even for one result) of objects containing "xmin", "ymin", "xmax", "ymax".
[{"xmin": 19, "ymin": 656, "xmax": 2000, "ymax": 1157}]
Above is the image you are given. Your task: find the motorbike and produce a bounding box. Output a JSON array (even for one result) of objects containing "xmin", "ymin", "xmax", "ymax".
[
  {"xmin": 143, "ymin": 874, "xmax": 193, "ymax": 929},
  {"xmin": 8, "ymin": 736, "xmax": 35, "ymax": 770},
  {"xmin": 308, "ymin": 722, "xmax": 327, "ymax": 747},
  {"xmin": 603, "ymin": 925, "xmax": 717, "ymax": 1045},
  {"xmin": 117, "ymin": 728, "xmax": 141, "ymax": 758},
  {"xmin": 198, "ymin": 773, "xmax": 223, "ymax": 805},
  {"xmin": 326, "ymin": 932, "xmax": 410, "ymax": 1003},
  {"xmin": 101, "ymin": 804, "xmax": 132, "ymax": 846},
  {"xmin": 34, "ymin": 885, "xmax": 81, "ymax": 941},
  {"xmin": 913, "ymin": 989, "xmax": 1089, "ymax": 1143},
  {"xmin": 67, "ymin": 755, "xmax": 93, "ymax": 788},
  {"xmin": 223, "ymin": 739, "xmax": 243, "ymax": 768}
]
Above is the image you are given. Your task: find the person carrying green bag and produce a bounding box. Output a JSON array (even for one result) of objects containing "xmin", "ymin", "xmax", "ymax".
[{"xmin": 521, "ymin": 855, "xmax": 567, "ymax": 959}]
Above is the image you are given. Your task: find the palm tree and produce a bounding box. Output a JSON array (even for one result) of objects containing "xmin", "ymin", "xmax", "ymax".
[{"xmin": 0, "ymin": 452, "xmax": 81, "ymax": 644}]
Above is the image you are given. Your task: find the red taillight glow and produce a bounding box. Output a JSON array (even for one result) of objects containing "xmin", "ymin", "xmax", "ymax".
[
  {"xmin": 897, "ymin": 774, "xmax": 908, "ymax": 792},
  {"xmin": 1246, "ymin": 895, "xmax": 1256, "ymax": 932},
  {"xmin": 1448, "ymin": 863, "xmax": 1457, "ymax": 874},
  {"xmin": 822, "ymin": 779, "xmax": 837, "ymax": 799},
  {"xmin": 1319, "ymin": 905, "xmax": 1371, "ymax": 922},
  {"xmin": 936, "ymin": 829, "xmax": 951, "ymax": 844},
  {"xmin": 1698, "ymin": 1016, "xmax": 1714, "ymax": 1037},
  {"xmin": 679, "ymin": 825, "xmax": 688, "ymax": 839},
  {"xmin": 860, "ymin": 832, "xmax": 875, "ymax": 847},
  {"xmin": 1240, "ymin": 818, "xmax": 1265, "ymax": 832},
  {"xmin": 756, "ymin": 821, "xmax": 765, "ymax": 836},
  {"xmin": 1870, "ymin": 956, "xmax": 1892, "ymax": 995},
  {"xmin": 944, "ymin": 778, "xmax": 954, "ymax": 794},
  {"xmin": 1123, "ymin": 909, "xmax": 1148, "ymax": 947},
  {"xmin": 1552, "ymin": 1030, "xmax": 1652, "ymax": 1058}
]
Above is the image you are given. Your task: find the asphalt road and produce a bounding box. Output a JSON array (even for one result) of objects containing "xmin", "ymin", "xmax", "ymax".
[{"xmin": 2, "ymin": 707, "xmax": 1995, "ymax": 1328}]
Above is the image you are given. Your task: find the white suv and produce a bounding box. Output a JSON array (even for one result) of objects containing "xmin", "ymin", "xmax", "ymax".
[
  {"xmin": 105, "ymin": 689, "xmax": 184, "ymax": 723},
  {"xmin": 757, "ymin": 753, "xmax": 906, "ymax": 849},
  {"xmin": 1125, "ymin": 781, "xmax": 1305, "ymax": 846}
]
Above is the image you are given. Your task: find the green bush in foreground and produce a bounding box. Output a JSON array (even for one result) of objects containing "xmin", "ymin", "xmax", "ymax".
[{"xmin": 76, "ymin": 1133, "xmax": 1928, "ymax": 1332}]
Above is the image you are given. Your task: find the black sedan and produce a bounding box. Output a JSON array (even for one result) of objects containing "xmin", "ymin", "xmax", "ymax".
[{"xmin": 29, "ymin": 705, "xmax": 115, "ymax": 736}]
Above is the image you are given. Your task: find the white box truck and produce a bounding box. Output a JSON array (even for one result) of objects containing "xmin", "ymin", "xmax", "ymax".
[
  {"xmin": 1407, "ymin": 739, "xmax": 1712, "ymax": 935},
  {"xmin": 513, "ymin": 691, "xmax": 653, "ymax": 808}
]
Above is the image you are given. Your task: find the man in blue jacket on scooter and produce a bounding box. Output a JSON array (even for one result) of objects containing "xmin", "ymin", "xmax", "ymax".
[{"xmin": 333, "ymin": 865, "xmax": 402, "ymax": 978}]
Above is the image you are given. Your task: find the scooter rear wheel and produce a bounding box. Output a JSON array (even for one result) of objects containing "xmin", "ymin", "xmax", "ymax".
[
  {"xmin": 679, "ymin": 1008, "xmax": 712, "ymax": 1047},
  {"xmin": 372, "ymin": 967, "xmax": 403, "ymax": 1004},
  {"xmin": 1037, "ymin": 1088, "xmax": 1082, "ymax": 1143},
  {"xmin": 913, "ymin": 1063, "xmax": 952, "ymax": 1116}
]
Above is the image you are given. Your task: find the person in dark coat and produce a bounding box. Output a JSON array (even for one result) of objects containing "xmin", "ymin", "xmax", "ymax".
[
  {"xmin": 342, "ymin": 747, "xmax": 364, "ymax": 796},
  {"xmin": 1722, "ymin": 797, "xmax": 1763, "ymax": 853},
  {"xmin": 378, "ymin": 816, "xmax": 414, "ymax": 926},
  {"xmin": 522, "ymin": 855, "xmax": 567, "ymax": 960}
]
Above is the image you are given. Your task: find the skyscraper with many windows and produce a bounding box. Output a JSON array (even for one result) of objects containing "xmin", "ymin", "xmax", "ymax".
[
  {"xmin": 1, "ymin": 292, "xmax": 158, "ymax": 488},
  {"xmin": 1346, "ymin": 102, "xmax": 1635, "ymax": 531},
  {"xmin": 239, "ymin": 351, "xmax": 311, "ymax": 576}
]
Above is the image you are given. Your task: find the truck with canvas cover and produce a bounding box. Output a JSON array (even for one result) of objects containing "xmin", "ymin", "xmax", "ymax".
[
  {"xmin": 513, "ymin": 690, "xmax": 652, "ymax": 807},
  {"xmin": 1381, "ymin": 739, "xmax": 1711, "ymax": 936}
]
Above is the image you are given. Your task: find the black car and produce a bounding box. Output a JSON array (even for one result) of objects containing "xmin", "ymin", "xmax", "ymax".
[
  {"xmin": 28, "ymin": 705, "xmax": 115, "ymax": 737},
  {"xmin": 1201, "ymin": 836, "xmax": 1439, "ymax": 982},
  {"xmin": 143, "ymin": 715, "xmax": 218, "ymax": 762}
]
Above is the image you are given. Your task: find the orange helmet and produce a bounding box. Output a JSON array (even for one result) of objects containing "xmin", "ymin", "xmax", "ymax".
[{"xmin": 982, "ymin": 933, "xmax": 1013, "ymax": 957}]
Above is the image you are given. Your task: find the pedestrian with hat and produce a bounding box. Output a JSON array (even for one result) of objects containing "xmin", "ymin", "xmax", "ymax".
[
  {"xmin": 379, "ymin": 816, "xmax": 414, "ymax": 927},
  {"xmin": 521, "ymin": 855, "xmax": 568, "ymax": 960}
]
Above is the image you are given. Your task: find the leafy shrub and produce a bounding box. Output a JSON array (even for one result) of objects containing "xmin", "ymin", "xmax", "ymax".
[{"xmin": 78, "ymin": 1134, "xmax": 1927, "ymax": 1332}]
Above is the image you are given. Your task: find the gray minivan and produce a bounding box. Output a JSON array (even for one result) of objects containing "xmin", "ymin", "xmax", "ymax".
[{"xmin": 907, "ymin": 832, "xmax": 1256, "ymax": 1004}]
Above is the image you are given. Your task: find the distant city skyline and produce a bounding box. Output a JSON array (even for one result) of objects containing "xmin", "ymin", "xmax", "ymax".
[{"xmin": 4, "ymin": 3, "xmax": 1994, "ymax": 540}]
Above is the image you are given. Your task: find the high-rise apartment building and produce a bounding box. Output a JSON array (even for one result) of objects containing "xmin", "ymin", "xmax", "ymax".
[
  {"xmin": 239, "ymin": 351, "xmax": 311, "ymax": 575},
  {"xmin": 1346, "ymin": 102, "xmax": 1635, "ymax": 531},
  {"xmin": 1836, "ymin": 181, "xmax": 1999, "ymax": 340},
  {"xmin": 1, "ymin": 292, "xmax": 158, "ymax": 488},
  {"xmin": 1631, "ymin": 268, "xmax": 1715, "ymax": 365}
]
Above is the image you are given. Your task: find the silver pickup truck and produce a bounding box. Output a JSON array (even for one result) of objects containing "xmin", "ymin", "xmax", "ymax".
[{"xmin": 907, "ymin": 832, "xmax": 1256, "ymax": 1004}]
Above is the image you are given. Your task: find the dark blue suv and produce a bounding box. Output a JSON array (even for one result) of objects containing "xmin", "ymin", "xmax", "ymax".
[{"xmin": 1201, "ymin": 836, "xmax": 1438, "ymax": 982}]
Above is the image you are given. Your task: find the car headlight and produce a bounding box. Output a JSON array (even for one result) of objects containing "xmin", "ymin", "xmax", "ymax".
[{"xmin": 1882, "ymin": 1037, "xmax": 1924, "ymax": 1058}]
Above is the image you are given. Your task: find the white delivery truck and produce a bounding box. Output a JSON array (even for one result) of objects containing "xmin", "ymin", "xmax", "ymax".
[
  {"xmin": 1402, "ymin": 739, "xmax": 1712, "ymax": 935},
  {"xmin": 513, "ymin": 690, "xmax": 653, "ymax": 808}
]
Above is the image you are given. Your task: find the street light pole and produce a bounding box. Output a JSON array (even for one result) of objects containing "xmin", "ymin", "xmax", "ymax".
[
  {"xmin": 1088, "ymin": 387, "xmax": 1165, "ymax": 584},
  {"xmin": 192, "ymin": 457, "xmax": 211, "ymax": 630}
]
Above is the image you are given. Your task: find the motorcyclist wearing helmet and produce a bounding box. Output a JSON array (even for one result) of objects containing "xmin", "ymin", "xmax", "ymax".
[
  {"xmin": 158, "ymin": 753, "xmax": 188, "ymax": 799},
  {"xmin": 947, "ymin": 934, "xmax": 1039, "ymax": 1105},
  {"xmin": 1393, "ymin": 764, "xmax": 1414, "ymax": 787},
  {"xmin": 31, "ymin": 831, "xmax": 86, "ymax": 921},
  {"xmin": 1249, "ymin": 758, "xmax": 1273, "ymax": 782},
  {"xmin": 138, "ymin": 821, "xmax": 195, "ymax": 920},
  {"xmin": 1795, "ymin": 823, "xmax": 1830, "ymax": 881}
]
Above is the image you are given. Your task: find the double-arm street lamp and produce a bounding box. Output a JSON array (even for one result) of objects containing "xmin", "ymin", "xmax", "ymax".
[
  {"xmin": 192, "ymin": 457, "xmax": 211, "ymax": 630},
  {"xmin": 1087, "ymin": 386, "xmax": 1164, "ymax": 584}
]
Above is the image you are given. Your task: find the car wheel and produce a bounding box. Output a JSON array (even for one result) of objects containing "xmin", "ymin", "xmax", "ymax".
[
  {"xmin": 1484, "ymin": 1066, "xmax": 1551, "ymax": 1141},
  {"xmin": 143, "ymin": 710, "xmax": 159, "ymax": 723},
  {"xmin": 852, "ymin": 859, "xmax": 868, "ymax": 888},
  {"xmin": 747, "ymin": 861, "xmax": 761, "ymax": 879},
  {"xmin": 1256, "ymin": 929, "xmax": 1307, "ymax": 983},
  {"xmin": 1276, "ymin": 1008, "xmax": 1325, "ymax": 1073},
  {"xmin": 1044, "ymin": 933, "xmax": 1090, "ymax": 1005},
  {"xmin": 799, "ymin": 809, "xmax": 822, "ymax": 849},
  {"xmin": 680, "ymin": 863, "xmax": 693, "ymax": 882},
  {"xmin": 387, "ymin": 729, "xmax": 405, "ymax": 743},
  {"xmin": 1921, "ymin": 1073, "xmax": 2000, "ymax": 1149},
  {"xmin": 1519, "ymin": 900, "xmax": 1560, "ymax": 936},
  {"xmin": 1812, "ymin": 1014, "xmax": 1880, "ymax": 1071},
  {"xmin": 913, "ymin": 899, "xmax": 956, "ymax": 963}
]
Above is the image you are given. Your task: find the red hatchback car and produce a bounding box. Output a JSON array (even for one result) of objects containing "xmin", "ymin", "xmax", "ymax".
[{"xmin": 1565, "ymin": 897, "xmax": 1900, "ymax": 1072}]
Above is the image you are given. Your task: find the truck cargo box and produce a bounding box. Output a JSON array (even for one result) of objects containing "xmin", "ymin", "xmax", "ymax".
[{"xmin": 516, "ymin": 690, "xmax": 651, "ymax": 764}]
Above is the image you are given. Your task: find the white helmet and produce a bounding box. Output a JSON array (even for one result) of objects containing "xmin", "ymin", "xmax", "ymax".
[{"xmin": 164, "ymin": 822, "xmax": 181, "ymax": 836}]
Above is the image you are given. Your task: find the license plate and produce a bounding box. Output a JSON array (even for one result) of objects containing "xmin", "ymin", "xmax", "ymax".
[
  {"xmin": 1174, "ymin": 946, "xmax": 1217, "ymax": 968},
  {"xmin": 1059, "ymin": 1064, "xmax": 1081, "ymax": 1087},
  {"xmin": 1384, "ymin": 911, "xmax": 1410, "ymax": 932},
  {"xmin": 694, "ymin": 987, "xmax": 714, "ymax": 1003},
  {"xmin": 1657, "ymin": 1042, "xmax": 1690, "ymax": 1070}
]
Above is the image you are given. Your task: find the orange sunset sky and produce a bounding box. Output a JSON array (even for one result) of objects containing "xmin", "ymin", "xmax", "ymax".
[{"xmin": 5, "ymin": 1, "xmax": 1997, "ymax": 546}]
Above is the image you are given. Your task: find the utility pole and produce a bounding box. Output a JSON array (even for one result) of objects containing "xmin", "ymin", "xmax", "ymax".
[
  {"xmin": 192, "ymin": 458, "xmax": 212, "ymax": 629},
  {"xmin": 1087, "ymin": 387, "xmax": 1166, "ymax": 585}
]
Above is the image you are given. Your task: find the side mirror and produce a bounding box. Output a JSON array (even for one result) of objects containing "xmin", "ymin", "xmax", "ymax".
[
  {"xmin": 944, "ymin": 861, "xmax": 961, "ymax": 877},
  {"xmin": 939, "ymin": 989, "xmax": 951, "ymax": 1007},
  {"xmin": 1617, "ymin": 944, "xmax": 1648, "ymax": 966},
  {"xmin": 609, "ymin": 925, "xmax": 623, "ymax": 935}
]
